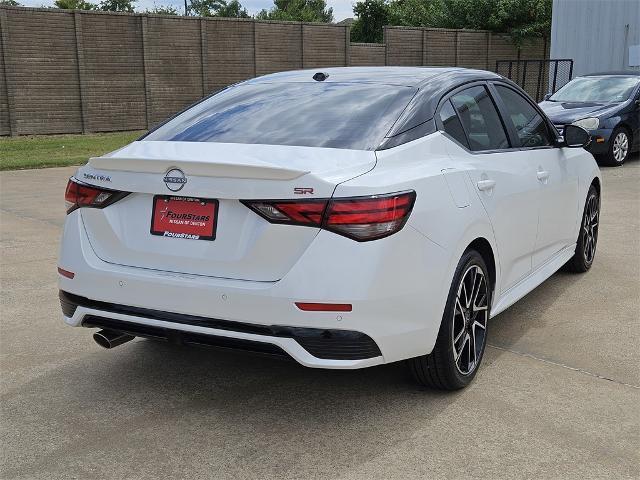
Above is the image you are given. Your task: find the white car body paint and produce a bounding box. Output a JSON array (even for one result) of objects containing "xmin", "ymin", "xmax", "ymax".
[{"xmin": 58, "ymin": 70, "xmax": 601, "ymax": 370}]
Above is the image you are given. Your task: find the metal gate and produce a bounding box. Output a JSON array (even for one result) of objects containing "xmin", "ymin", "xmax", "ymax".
[{"xmin": 495, "ymin": 59, "xmax": 574, "ymax": 102}]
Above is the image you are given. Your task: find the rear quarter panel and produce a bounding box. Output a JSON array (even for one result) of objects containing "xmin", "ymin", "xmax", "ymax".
[{"xmin": 334, "ymin": 133, "xmax": 499, "ymax": 353}]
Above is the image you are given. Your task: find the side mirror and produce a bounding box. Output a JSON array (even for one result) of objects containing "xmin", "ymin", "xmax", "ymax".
[
  {"xmin": 543, "ymin": 93, "xmax": 552, "ymax": 101},
  {"xmin": 563, "ymin": 124, "xmax": 591, "ymax": 148}
]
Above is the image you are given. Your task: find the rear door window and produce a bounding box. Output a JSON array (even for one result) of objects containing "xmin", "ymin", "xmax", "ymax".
[
  {"xmin": 439, "ymin": 100, "xmax": 469, "ymax": 148},
  {"xmin": 450, "ymin": 86, "xmax": 510, "ymax": 151}
]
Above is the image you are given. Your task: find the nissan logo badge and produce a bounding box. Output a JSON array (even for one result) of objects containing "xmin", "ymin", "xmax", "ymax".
[{"xmin": 163, "ymin": 168, "xmax": 187, "ymax": 192}]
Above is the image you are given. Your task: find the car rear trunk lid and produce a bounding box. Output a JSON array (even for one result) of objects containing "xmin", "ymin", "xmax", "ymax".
[{"xmin": 76, "ymin": 141, "xmax": 376, "ymax": 281}]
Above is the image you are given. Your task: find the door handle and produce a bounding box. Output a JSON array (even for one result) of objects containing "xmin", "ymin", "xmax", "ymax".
[
  {"xmin": 476, "ymin": 179, "xmax": 496, "ymax": 191},
  {"xmin": 537, "ymin": 170, "xmax": 550, "ymax": 181}
]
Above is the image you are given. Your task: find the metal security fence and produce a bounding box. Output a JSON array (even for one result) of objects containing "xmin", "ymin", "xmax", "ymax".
[{"xmin": 496, "ymin": 59, "xmax": 574, "ymax": 101}]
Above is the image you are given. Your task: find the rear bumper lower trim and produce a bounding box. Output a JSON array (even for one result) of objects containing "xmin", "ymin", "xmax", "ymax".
[
  {"xmin": 83, "ymin": 315, "xmax": 291, "ymax": 359},
  {"xmin": 60, "ymin": 290, "xmax": 382, "ymax": 362}
]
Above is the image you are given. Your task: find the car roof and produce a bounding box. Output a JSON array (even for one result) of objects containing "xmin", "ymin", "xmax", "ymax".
[
  {"xmin": 582, "ymin": 71, "xmax": 640, "ymax": 77},
  {"xmin": 246, "ymin": 66, "xmax": 502, "ymax": 88},
  {"xmin": 245, "ymin": 67, "xmax": 509, "ymax": 139}
]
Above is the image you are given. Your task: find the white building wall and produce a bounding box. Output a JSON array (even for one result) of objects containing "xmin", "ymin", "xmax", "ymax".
[{"xmin": 550, "ymin": 0, "xmax": 640, "ymax": 77}]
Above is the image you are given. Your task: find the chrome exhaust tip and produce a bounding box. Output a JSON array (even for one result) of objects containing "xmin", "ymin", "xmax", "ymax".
[{"xmin": 93, "ymin": 329, "xmax": 134, "ymax": 349}]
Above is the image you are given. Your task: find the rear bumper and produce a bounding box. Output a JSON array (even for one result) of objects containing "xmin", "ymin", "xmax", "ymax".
[
  {"xmin": 58, "ymin": 210, "xmax": 450, "ymax": 368},
  {"xmin": 61, "ymin": 290, "xmax": 382, "ymax": 364}
]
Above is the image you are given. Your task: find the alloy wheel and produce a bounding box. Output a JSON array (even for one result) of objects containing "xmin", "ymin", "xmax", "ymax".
[
  {"xmin": 612, "ymin": 132, "xmax": 629, "ymax": 163},
  {"xmin": 583, "ymin": 192, "xmax": 599, "ymax": 264},
  {"xmin": 452, "ymin": 265, "xmax": 488, "ymax": 375}
]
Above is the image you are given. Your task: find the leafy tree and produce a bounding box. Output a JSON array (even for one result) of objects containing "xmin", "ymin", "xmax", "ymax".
[
  {"xmin": 393, "ymin": 0, "xmax": 552, "ymax": 43},
  {"xmin": 351, "ymin": 0, "xmax": 388, "ymax": 43},
  {"xmin": 217, "ymin": 0, "xmax": 249, "ymax": 17},
  {"xmin": 99, "ymin": 0, "xmax": 136, "ymax": 12},
  {"xmin": 351, "ymin": 0, "xmax": 551, "ymax": 45},
  {"xmin": 147, "ymin": 4, "xmax": 179, "ymax": 14},
  {"xmin": 189, "ymin": 0, "xmax": 221, "ymax": 16},
  {"xmin": 0, "ymin": 0, "xmax": 21, "ymax": 5},
  {"xmin": 256, "ymin": 0, "xmax": 333, "ymax": 23},
  {"xmin": 54, "ymin": 0, "xmax": 97, "ymax": 9},
  {"xmin": 187, "ymin": 0, "xmax": 248, "ymax": 17}
]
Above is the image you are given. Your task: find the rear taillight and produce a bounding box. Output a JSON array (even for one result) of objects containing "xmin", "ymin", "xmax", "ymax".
[
  {"xmin": 64, "ymin": 177, "xmax": 129, "ymax": 214},
  {"xmin": 242, "ymin": 191, "xmax": 416, "ymax": 241}
]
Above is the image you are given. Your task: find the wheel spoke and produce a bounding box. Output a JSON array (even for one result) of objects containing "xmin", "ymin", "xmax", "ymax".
[
  {"xmin": 473, "ymin": 320, "xmax": 486, "ymax": 330},
  {"xmin": 467, "ymin": 332, "xmax": 475, "ymax": 370},
  {"xmin": 455, "ymin": 297, "xmax": 465, "ymax": 316},
  {"xmin": 471, "ymin": 273, "xmax": 486, "ymax": 311},
  {"xmin": 455, "ymin": 333, "xmax": 469, "ymax": 362},
  {"xmin": 460, "ymin": 279, "xmax": 470, "ymax": 309},
  {"xmin": 454, "ymin": 327, "xmax": 465, "ymax": 345}
]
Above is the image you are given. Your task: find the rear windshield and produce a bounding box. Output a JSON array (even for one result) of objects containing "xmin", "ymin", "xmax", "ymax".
[{"xmin": 144, "ymin": 82, "xmax": 416, "ymax": 150}]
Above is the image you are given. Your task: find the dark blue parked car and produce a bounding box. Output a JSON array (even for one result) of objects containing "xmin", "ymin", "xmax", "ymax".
[{"xmin": 539, "ymin": 72, "xmax": 640, "ymax": 166}]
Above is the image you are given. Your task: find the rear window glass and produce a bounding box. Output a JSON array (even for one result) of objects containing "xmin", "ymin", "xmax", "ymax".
[
  {"xmin": 439, "ymin": 100, "xmax": 469, "ymax": 148},
  {"xmin": 144, "ymin": 83, "xmax": 417, "ymax": 150},
  {"xmin": 450, "ymin": 86, "xmax": 510, "ymax": 151}
]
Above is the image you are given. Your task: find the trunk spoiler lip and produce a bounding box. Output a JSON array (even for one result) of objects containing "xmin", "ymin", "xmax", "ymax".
[{"xmin": 87, "ymin": 156, "xmax": 310, "ymax": 181}]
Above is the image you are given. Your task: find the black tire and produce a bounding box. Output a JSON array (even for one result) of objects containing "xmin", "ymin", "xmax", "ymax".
[
  {"xmin": 600, "ymin": 127, "xmax": 630, "ymax": 167},
  {"xmin": 408, "ymin": 250, "xmax": 491, "ymax": 390},
  {"xmin": 565, "ymin": 185, "xmax": 600, "ymax": 273}
]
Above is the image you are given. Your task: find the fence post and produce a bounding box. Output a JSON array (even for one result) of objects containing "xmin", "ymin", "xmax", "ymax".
[
  {"xmin": 141, "ymin": 15, "xmax": 151, "ymax": 129},
  {"xmin": 383, "ymin": 27, "xmax": 388, "ymax": 66},
  {"xmin": 300, "ymin": 23, "xmax": 304, "ymax": 69},
  {"xmin": 486, "ymin": 32, "xmax": 491, "ymax": 70},
  {"xmin": 422, "ymin": 28, "xmax": 426, "ymax": 65},
  {"xmin": 252, "ymin": 21, "xmax": 257, "ymax": 77},
  {"xmin": 454, "ymin": 31, "xmax": 459, "ymax": 66},
  {"xmin": 73, "ymin": 11, "xmax": 88, "ymax": 133},
  {"xmin": 200, "ymin": 17, "xmax": 207, "ymax": 96},
  {"xmin": 536, "ymin": 59, "xmax": 543, "ymax": 101},
  {"xmin": 0, "ymin": 8, "xmax": 16, "ymax": 136},
  {"xmin": 344, "ymin": 26, "xmax": 350, "ymax": 66}
]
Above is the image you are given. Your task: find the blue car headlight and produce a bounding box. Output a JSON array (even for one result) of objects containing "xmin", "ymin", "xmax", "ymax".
[{"xmin": 572, "ymin": 117, "xmax": 600, "ymax": 130}]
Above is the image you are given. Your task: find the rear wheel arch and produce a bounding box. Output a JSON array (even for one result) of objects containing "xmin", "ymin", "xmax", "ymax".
[{"xmin": 466, "ymin": 238, "xmax": 496, "ymax": 295}]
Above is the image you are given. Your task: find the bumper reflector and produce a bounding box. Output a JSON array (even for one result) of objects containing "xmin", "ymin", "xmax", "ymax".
[
  {"xmin": 57, "ymin": 267, "xmax": 75, "ymax": 279},
  {"xmin": 295, "ymin": 302, "xmax": 352, "ymax": 312}
]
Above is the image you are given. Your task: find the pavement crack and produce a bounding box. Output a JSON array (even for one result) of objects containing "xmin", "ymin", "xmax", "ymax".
[
  {"xmin": 0, "ymin": 208, "xmax": 63, "ymax": 229},
  {"xmin": 487, "ymin": 344, "xmax": 640, "ymax": 389}
]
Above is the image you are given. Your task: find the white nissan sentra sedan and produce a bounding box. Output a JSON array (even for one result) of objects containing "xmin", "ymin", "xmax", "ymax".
[{"xmin": 58, "ymin": 67, "xmax": 601, "ymax": 390}]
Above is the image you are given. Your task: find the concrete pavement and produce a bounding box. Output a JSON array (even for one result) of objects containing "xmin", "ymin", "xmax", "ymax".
[{"xmin": 1, "ymin": 161, "xmax": 638, "ymax": 479}]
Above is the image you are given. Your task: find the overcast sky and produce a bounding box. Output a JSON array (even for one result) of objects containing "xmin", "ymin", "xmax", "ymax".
[{"xmin": 19, "ymin": 0, "xmax": 356, "ymax": 22}]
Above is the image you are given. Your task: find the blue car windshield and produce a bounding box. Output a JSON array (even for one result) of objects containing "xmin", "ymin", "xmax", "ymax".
[
  {"xmin": 549, "ymin": 76, "xmax": 639, "ymax": 103},
  {"xmin": 144, "ymin": 82, "xmax": 417, "ymax": 150}
]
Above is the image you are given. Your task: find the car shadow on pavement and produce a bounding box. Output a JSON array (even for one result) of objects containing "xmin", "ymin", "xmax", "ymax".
[
  {"xmin": 1, "ymin": 338, "xmax": 464, "ymax": 478},
  {"xmin": 487, "ymin": 269, "xmax": 579, "ymax": 351}
]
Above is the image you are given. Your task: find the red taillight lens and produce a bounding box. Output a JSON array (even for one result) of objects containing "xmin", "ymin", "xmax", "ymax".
[
  {"xmin": 242, "ymin": 191, "xmax": 415, "ymax": 241},
  {"xmin": 325, "ymin": 193, "xmax": 415, "ymax": 241},
  {"xmin": 243, "ymin": 199, "xmax": 328, "ymax": 226},
  {"xmin": 64, "ymin": 177, "xmax": 129, "ymax": 214}
]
